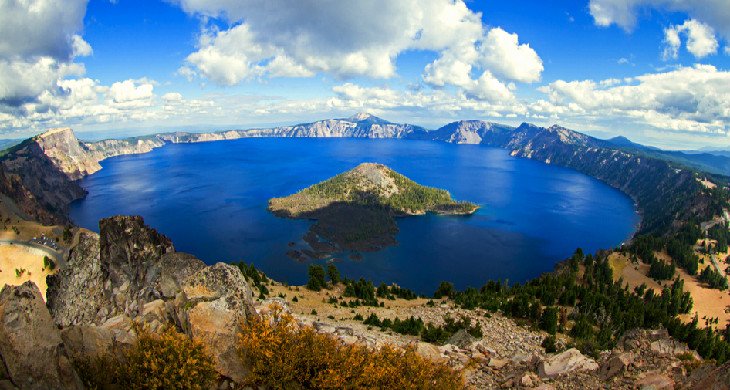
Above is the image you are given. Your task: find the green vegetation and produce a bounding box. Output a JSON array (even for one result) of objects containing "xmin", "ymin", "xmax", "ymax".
[
  {"xmin": 699, "ymin": 266, "xmax": 728, "ymax": 290},
  {"xmin": 648, "ymin": 259, "xmax": 675, "ymax": 281},
  {"xmin": 327, "ymin": 263, "xmax": 341, "ymax": 285},
  {"xmin": 283, "ymin": 164, "xmax": 477, "ymax": 215},
  {"xmin": 232, "ymin": 261, "xmax": 270, "ymax": 298},
  {"xmin": 359, "ymin": 312, "xmax": 482, "ymax": 344},
  {"xmin": 42, "ymin": 255, "xmax": 56, "ymax": 271},
  {"xmin": 307, "ymin": 264, "xmax": 326, "ymax": 291},
  {"xmin": 708, "ymin": 223, "xmax": 730, "ymax": 252},
  {"xmin": 440, "ymin": 248, "xmax": 730, "ymax": 362},
  {"xmin": 269, "ymin": 163, "xmax": 477, "ymax": 255}
]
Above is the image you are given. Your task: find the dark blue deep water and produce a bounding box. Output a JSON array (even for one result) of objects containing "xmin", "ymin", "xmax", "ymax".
[{"xmin": 70, "ymin": 138, "xmax": 639, "ymax": 294}]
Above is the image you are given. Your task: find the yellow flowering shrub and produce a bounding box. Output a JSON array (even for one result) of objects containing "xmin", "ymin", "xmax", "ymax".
[
  {"xmin": 75, "ymin": 327, "xmax": 218, "ymax": 390},
  {"xmin": 238, "ymin": 305, "xmax": 464, "ymax": 389}
]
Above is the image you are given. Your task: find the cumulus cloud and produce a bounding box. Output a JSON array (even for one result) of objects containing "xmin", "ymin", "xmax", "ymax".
[
  {"xmin": 589, "ymin": 0, "xmax": 730, "ymax": 40},
  {"xmin": 535, "ymin": 64, "xmax": 730, "ymax": 133},
  {"xmin": 108, "ymin": 79, "xmax": 155, "ymax": 107},
  {"xmin": 479, "ymin": 28, "xmax": 543, "ymax": 83},
  {"xmin": 0, "ymin": 0, "xmax": 91, "ymax": 110},
  {"xmin": 0, "ymin": 0, "xmax": 88, "ymax": 60},
  {"xmin": 174, "ymin": 0, "xmax": 542, "ymax": 102},
  {"xmin": 663, "ymin": 20, "xmax": 718, "ymax": 59}
]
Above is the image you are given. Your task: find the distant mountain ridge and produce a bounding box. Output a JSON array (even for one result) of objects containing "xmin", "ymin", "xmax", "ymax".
[{"xmin": 0, "ymin": 113, "xmax": 721, "ymax": 233}]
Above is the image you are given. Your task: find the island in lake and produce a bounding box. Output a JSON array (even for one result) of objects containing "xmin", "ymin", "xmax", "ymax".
[{"xmin": 268, "ymin": 162, "xmax": 478, "ymax": 260}]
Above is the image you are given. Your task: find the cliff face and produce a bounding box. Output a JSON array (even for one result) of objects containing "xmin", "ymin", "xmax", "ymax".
[
  {"xmin": 45, "ymin": 215, "xmax": 256, "ymax": 382},
  {"xmin": 0, "ymin": 135, "xmax": 88, "ymax": 224},
  {"xmin": 432, "ymin": 121, "xmax": 708, "ymax": 234},
  {"xmin": 82, "ymin": 113, "xmax": 429, "ymax": 160},
  {"xmin": 34, "ymin": 128, "xmax": 101, "ymax": 180},
  {"xmin": 2, "ymin": 114, "xmax": 715, "ymax": 233}
]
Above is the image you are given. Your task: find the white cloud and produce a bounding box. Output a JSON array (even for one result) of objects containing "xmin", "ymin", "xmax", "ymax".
[
  {"xmin": 663, "ymin": 27, "xmax": 681, "ymax": 60},
  {"xmin": 72, "ymin": 35, "xmax": 93, "ymax": 57},
  {"xmin": 162, "ymin": 92, "xmax": 183, "ymax": 102},
  {"xmin": 535, "ymin": 64, "xmax": 730, "ymax": 134},
  {"xmin": 589, "ymin": 0, "xmax": 730, "ymax": 41},
  {"xmin": 0, "ymin": 0, "xmax": 91, "ymax": 110},
  {"xmin": 663, "ymin": 19, "xmax": 718, "ymax": 59},
  {"xmin": 175, "ymin": 0, "xmax": 543, "ymax": 101},
  {"xmin": 108, "ymin": 79, "xmax": 155, "ymax": 107},
  {"xmin": 0, "ymin": 0, "xmax": 88, "ymax": 60},
  {"xmin": 479, "ymin": 28, "xmax": 543, "ymax": 83},
  {"xmin": 0, "ymin": 57, "xmax": 85, "ymax": 104}
]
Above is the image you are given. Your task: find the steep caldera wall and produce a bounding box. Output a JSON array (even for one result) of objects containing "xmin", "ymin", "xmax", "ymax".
[
  {"xmin": 434, "ymin": 121, "xmax": 712, "ymax": 234},
  {"xmin": 2, "ymin": 114, "xmax": 716, "ymax": 234}
]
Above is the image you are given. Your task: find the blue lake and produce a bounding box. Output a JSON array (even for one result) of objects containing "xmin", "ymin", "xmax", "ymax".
[{"xmin": 70, "ymin": 138, "xmax": 639, "ymax": 294}]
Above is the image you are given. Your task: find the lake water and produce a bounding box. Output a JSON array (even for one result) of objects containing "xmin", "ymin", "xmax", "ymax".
[{"xmin": 70, "ymin": 138, "xmax": 639, "ymax": 294}]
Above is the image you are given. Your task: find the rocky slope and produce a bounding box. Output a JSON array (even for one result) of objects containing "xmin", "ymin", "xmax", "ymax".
[
  {"xmin": 266, "ymin": 283, "xmax": 727, "ymax": 389},
  {"xmin": 0, "ymin": 215, "xmax": 259, "ymax": 386}
]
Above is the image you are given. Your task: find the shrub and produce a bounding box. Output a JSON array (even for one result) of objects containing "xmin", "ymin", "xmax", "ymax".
[
  {"xmin": 238, "ymin": 305, "xmax": 463, "ymax": 389},
  {"xmin": 540, "ymin": 306, "xmax": 559, "ymax": 335},
  {"xmin": 434, "ymin": 281, "xmax": 455, "ymax": 299},
  {"xmin": 327, "ymin": 263, "xmax": 341, "ymax": 285},
  {"xmin": 75, "ymin": 327, "xmax": 218, "ymax": 390},
  {"xmin": 307, "ymin": 264, "xmax": 326, "ymax": 291},
  {"xmin": 542, "ymin": 335, "xmax": 557, "ymax": 353}
]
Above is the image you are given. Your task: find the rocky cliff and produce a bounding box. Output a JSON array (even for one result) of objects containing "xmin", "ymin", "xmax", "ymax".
[
  {"xmin": 42, "ymin": 215, "xmax": 256, "ymax": 383},
  {"xmin": 431, "ymin": 120, "xmax": 711, "ymax": 234},
  {"xmin": 2, "ymin": 114, "xmax": 716, "ymax": 234},
  {"xmin": 0, "ymin": 133, "xmax": 89, "ymax": 224}
]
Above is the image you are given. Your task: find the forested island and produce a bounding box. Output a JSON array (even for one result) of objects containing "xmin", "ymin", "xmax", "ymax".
[{"xmin": 268, "ymin": 163, "xmax": 478, "ymax": 258}]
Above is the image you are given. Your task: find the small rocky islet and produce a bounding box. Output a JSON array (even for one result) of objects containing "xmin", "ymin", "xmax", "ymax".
[{"xmin": 268, "ymin": 162, "xmax": 478, "ymax": 260}]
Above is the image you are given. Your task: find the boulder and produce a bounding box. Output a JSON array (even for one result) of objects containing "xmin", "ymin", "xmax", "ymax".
[
  {"xmin": 184, "ymin": 263, "xmax": 255, "ymax": 383},
  {"xmin": 636, "ymin": 371, "xmax": 674, "ymax": 390},
  {"xmin": 0, "ymin": 282, "xmax": 83, "ymax": 389},
  {"xmin": 691, "ymin": 360, "xmax": 730, "ymax": 390},
  {"xmin": 415, "ymin": 342, "xmax": 443, "ymax": 362},
  {"xmin": 46, "ymin": 231, "xmax": 105, "ymax": 327},
  {"xmin": 599, "ymin": 352, "xmax": 634, "ymax": 379},
  {"xmin": 61, "ymin": 320, "xmax": 136, "ymax": 362},
  {"xmin": 45, "ymin": 216, "xmax": 257, "ymax": 385},
  {"xmin": 538, "ymin": 348, "xmax": 599, "ymax": 378},
  {"xmin": 650, "ymin": 338, "xmax": 689, "ymax": 356},
  {"xmin": 156, "ymin": 252, "xmax": 206, "ymax": 298},
  {"xmin": 445, "ymin": 329, "xmax": 477, "ymax": 349}
]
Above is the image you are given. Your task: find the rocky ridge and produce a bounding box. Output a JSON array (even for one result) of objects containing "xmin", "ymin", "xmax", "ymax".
[{"xmin": 0, "ymin": 215, "xmax": 257, "ymax": 387}]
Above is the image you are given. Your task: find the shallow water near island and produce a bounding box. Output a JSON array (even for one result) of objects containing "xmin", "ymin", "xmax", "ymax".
[{"xmin": 70, "ymin": 138, "xmax": 639, "ymax": 294}]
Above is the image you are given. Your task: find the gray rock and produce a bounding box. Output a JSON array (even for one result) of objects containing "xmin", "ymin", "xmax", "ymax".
[
  {"xmin": 538, "ymin": 348, "xmax": 599, "ymax": 378},
  {"xmin": 45, "ymin": 216, "xmax": 256, "ymax": 384},
  {"xmin": 183, "ymin": 263, "xmax": 255, "ymax": 383},
  {"xmin": 0, "ymin": 282, "xmax": 83, "ymax": 389},
  {"xmin": 46, "ymin": 231, "xmax": 105, "ymax": 327},
  {"xmin": 600, "ymin": 352, "xmax": 634, "ymax": 379},
  {"xmin": 445, "ymin": 329, "xmax": 477, "ymax": 349}
]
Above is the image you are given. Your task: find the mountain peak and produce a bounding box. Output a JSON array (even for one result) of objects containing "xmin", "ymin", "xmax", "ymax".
[
  {"xmin": 348, "ymin": 112, "xmax": 376, "ymax": 121},
  {"xmin": 346, "ymin": 112, "xmax": 390, "ymax": 124}
]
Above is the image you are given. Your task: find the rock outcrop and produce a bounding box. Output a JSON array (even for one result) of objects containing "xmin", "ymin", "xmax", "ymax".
[
  {"xmin": 537, "ymin": 348, "xmax": 599, "ymax": 378},
  {"xmin": 45, "ymin": 215, "xmax": 256, "ymax": 383},
  {"xmin": 34, "ymin": 128, "xmax": 101, "ymax": 180},
  {"xmin": 0, "ymin": 282, "xmax": 83, "ymax": 389}
]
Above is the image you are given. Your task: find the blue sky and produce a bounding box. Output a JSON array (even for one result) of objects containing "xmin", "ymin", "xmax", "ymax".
[{"xmin": 1, "ymin": 0, "xmax": 729, "ymax": 149}]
